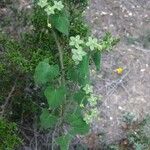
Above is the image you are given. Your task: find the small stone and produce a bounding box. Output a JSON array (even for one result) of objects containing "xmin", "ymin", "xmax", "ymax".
[
  {"xmin": 118, "ymin": 106, "xmax": 123, "ymax": 110},
  {"xmin": 107, "ymin": 106, "xmax": 110, "ymax": 108},
  {"xmin": 101, "ymin": 11, "xmax": 107, "ymax": 15},
  {"xmin": 140, "ymin": 69, "xmax": 145, "ymax": 72},
  {"xmin": 144, "ymin": 14, "xmax": 148, "ymax": 18},
  {"xmin": 110, "ymin": 24, "xmax": 114, "ymax": 27},
  {"xmin": 27, "ymin": 5, "xmax": 31, "ymax": 9},
  {"xmin": 97, "ymin": 75, "xmax": 102, "ymax": 78},
  {"xmin": 103, "ymin": 26, "xmax": 108, "ymax": 29},
  {"xmin": 124, "ymin": 14, "xmax": 128, "ymax": 17},
  {"xmin": 128, "ymin": 12, "xmax": 133, "ymax": 16},
  {"xmin": 110, "ymin": 117, "xmax": 113, "ymax": 120}
]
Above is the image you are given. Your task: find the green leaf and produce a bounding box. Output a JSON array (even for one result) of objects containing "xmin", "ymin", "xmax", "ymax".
[
  {"xmin": 34, "ymin": 59, "xmax": 59, "ymax": 85},
  {"xmin": 67, "ymin": 55, "xmax": 90, "ymax": 86},
  {"xmin": 92, "ymin": 51, "xmax": 101, "ymax": 71},
  {"xmin": 44, "ymin": 86, "xmax": 66, "ymax": 108},
  {"xmin": 66, "ymin": 114, "xmax": 89, "ymax": 135},
  {"xmin": 73, "ymin": 90, "xmax": 86, "ymax": 104},
  {"xmin": 56, "ymin": 134, "xmax": 72, "ymax": 150},
  {"xmin": 40, "ymin": 109, "xmax": 57, "ymax": 129},
  {"xmin": 78, "ymin": 55, "xmax": 90, "ymax": 86},
  {"xmin": 67, "ymin": 66, "xmax": 78, "ymax": 82},
  {"xmin": 51, "ymin": 10, "xmax": 69, "ymax": 35}
]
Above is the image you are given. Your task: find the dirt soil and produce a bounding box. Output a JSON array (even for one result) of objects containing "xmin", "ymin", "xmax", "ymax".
[
  {"xmin": 1, "ymin": 0, "xmax": 150, "ymax": 148},
  {"xmin": 86, "ymin": 0, "xmax": 150, "ymax": 144}
]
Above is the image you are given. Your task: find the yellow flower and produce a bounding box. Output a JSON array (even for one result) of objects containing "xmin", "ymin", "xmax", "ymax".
[{"xmin": 116, "ymin": 67, "xmax": 123, "ymax": 75}]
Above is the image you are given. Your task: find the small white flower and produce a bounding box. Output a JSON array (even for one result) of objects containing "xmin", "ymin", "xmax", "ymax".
[
  {"xmin": 37, "ymin": 0, "xmax": 48, "ymax": 8},
  {"xmin": 97, "ymin": 44, "xmax": 103, "ymax": 51},
  {"xmin": 69, "ymin": 35, "xmax": 84, "ymax": 48},
  {"xmin": 88, "ymin": 94, "xmax": 97, "ymax": 107},
  {"xmin": 83, "ymin": 84, "xmax": 93, "ymax": 94},
  {"xmin": 91, "ymin": 108, "xmax": 99, "ymax": 117},
  {"xmin": 83, "ymin": 108, "xmax": 99, "ymax": 124},
  {"xmin": 83, "ymin": 113, "xmax": 93, "ymax": 124},
  {"xmin": 53, "ymin": 1, "xmax": 64, "ymax": 11},
  {"xmin": 71, "ymin": 47, "xmax": 86, "ymax": 65},
  {"xmin": 86, "ymin": 37, "xmax": 98, "ymax": 51},
  {"xmin": 44, "ymin": 5, "xmax": 55, "ymax": 15}
]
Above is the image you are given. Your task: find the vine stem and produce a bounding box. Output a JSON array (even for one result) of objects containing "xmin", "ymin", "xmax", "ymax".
[
  {"xmin": 52, "ymin": 29, "xmax": 66, "ymax": 117},
  {"xmin": 52, "ymin": 29, "xmax": 65, "ymax": 85}
]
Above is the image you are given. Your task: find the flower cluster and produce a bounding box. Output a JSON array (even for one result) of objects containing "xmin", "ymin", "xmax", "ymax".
[
  {"xmin": 37, "ymin": 0, "xmax": 47, "ymax": 8},
  {"xmin": 69, "ymin": 35, "xmax": 108, "ymax": 65},
  {"xmin": 83, "ymin": 84, "xmax": 97, "ymax": 108},
  {"xmin": 86, "ymin": 37, "xmax": 99, "ymax": 51},
  {"xmin": 83, "ymin": 84, "xmax": 93, "ymax": 94},
  {"xmin": 83, "ymin": 108, "xmax": 100, "ymax": 124},
  {"xmin": 87, "ymin": 94, "xmax": 97, "ymax": 107},
  {"xmin": 81, "ymin": 84, "xmax": 100, "ymax": 124},
  {"xmin": 71, "ymin": 48, "xmax": 86, "ymax": 65},
  {"xmin": 69, "ymin": 35, "xmax": 86, "ymax": 65},
  {"xmin": 70, "ymin": 35, "xmax": 84, "ymax": 48},
  {"xmin": 38, "ymin": 0, "xmax": 64, "ymax": 15}
]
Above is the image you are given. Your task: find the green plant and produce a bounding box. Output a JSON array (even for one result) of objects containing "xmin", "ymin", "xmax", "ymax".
[
  {"xmin": 125, "ymin": 30, "xmax": 150, "ymax": 49},
  {"xmin": 0, "ymin": 118, "xmax": 22, "ymax": 150},
  {"xmin": 33, "ymin": 0, "xmax": 118, "ymax": 149},
  {"xmin": 105, "ymin": 115, "xmax": 150, "ymax": 150},
  {"xmin": 126, "ymin": 116, "xmax": 150, "ymax": 150},
  {"xmin": 122, "ymin": 112, "xmax": 135, "ymax": 125}
]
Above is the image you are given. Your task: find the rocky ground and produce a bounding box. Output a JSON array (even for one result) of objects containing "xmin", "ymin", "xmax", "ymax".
[{"xmin": 86, "ymin": 0, "xmax": 150, "ymax": 144}]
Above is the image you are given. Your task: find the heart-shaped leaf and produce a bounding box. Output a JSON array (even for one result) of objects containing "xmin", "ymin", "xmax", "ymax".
[
  {"xmin": 34, "ymin": 59, "xmax": 59, "ymax": 85},
  {"xmin": 44, "ymin": 86, "xmax": 66, "ymax": 108},
  {"xmin": 40, "ymin": 109, "xmax": 58, "ymax": 129}
]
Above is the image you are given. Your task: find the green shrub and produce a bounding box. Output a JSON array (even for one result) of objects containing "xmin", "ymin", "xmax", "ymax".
[
  {"xmin": 0, "ymin": 118, "xmax": 22, "ymax": 150},
  {"xmin": 107, "ymin": 114, "xmax": 150, "ymax": 150}
]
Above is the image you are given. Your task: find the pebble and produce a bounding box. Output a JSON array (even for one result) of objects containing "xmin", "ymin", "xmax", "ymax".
[
  {"xmin": 101, "ymin": 11, "xmax": 108, "ymax": 15},
  {"xmin": 118, "ymin": 106, "xmax": 124, "ymax": 110},
  {"xmin": 140, "ymin": 69, "xmax": 146, "ymax": 72},
  {"xmin": 106, "ymin": 106, "xmax": 110, "ymax": 108},
  {"xmin": 110, "ymin": 117, "xmax": 113, "ymax": 120},
  {"xmin": 128, "ymin": 12, "xmax": 133, "ymax": 16},
  {"xmin": 110, "ymin": 24, "xmax": 114, "ymax": 27}
]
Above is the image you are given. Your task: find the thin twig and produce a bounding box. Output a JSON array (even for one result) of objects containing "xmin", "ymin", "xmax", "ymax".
[
  {"xmin": 0, "ymin": 80, "xmax": 17, "ymax": 116},
  {"xmin": 51, "ymin": 119, "xmax": 62, "ymax": 150},
  {"xmin": 34, "ymin": 115, "xmax": 38, "ymax": 150},
  {"xmin": 105, "ymin": 71, "xmax": 130, "ymax": 96},
  {"xmin": 131, "ymin": 45, "xmax": 150, "ymax": 53}
]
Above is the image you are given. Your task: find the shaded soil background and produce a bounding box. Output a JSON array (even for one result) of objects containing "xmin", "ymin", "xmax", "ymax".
[{"xmin": 0, "ymin": 0, "xmax": 150, "ymax": 148}]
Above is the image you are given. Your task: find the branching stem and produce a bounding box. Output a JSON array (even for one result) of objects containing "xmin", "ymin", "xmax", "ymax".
[{"xmin": 52, "ymin": 29, "xmax": 65, "ymax": 85}]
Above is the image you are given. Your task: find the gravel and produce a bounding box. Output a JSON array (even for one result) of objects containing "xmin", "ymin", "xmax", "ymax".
[{"xmin": 86, "ymin": 0, "xmax": 150, "ymax": 144}]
